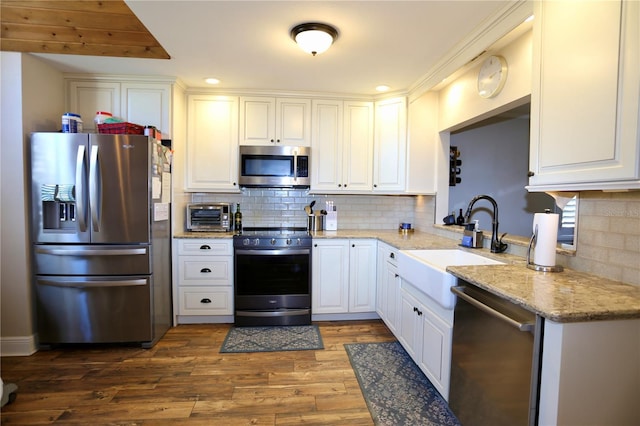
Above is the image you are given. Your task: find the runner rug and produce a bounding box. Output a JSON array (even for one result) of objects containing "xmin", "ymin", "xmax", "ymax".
[
  {"xmin": 345, "ymin": 341, "xmax": 461, "ymax": 426},
  {"xmin": 219, "ymin": 325, "xmax": 324, "ymax": 353}
]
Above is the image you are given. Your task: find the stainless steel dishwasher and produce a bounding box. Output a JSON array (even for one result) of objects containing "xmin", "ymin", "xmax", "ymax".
[{"xmin": 449, "ymin": 282, "xmax": 543, "ymax": 426}]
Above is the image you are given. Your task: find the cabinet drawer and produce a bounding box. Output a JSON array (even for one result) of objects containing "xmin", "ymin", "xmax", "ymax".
[
  {"xmin": 179, "ymin": 287, "xmax": 233, "ymax": 315},
  {"xmin": 178, "ymin": 256, "xmax": 231, "ymax": 285},
  {"xmin": 177, "ymin": 239, "xmax": 232, "ymax": 256}
]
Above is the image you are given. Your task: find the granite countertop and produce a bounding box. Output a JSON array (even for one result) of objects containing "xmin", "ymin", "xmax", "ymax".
[{"xmin": 174, "ymin": 229, "xmax": 640, "ymax": 322}]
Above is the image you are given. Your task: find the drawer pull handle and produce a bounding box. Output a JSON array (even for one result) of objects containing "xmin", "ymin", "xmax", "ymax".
[
  {"xmin": 200, "ymin": 245, "xmax": 211, "ymax": 250},
  {"xmin": 200, "ymin": 268, "xmax": 212, "ymax": 273},
  {"xmin": 201, "ymin": 298, "xmax": 212, "ymax": 304}
]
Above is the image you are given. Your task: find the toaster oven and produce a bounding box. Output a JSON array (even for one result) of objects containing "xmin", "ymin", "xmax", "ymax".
[{"xmin": 186, "ymin": 203, "xmax": 232, "ymax": 232}]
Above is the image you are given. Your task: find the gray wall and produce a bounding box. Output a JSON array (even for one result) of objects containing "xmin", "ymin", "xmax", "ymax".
[{"xmin": 448, "ymin": 116, "xmax": 554, "ymax": 237}]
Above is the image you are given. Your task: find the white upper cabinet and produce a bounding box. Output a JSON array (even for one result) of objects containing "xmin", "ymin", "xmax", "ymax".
[
  {"xmin": 67, "ymin": 80, "xmax": 121, "ymax": 132},
  {"xmin": 529, "ymin": 0, "xmax": 640, "ymax": 190},
  {"xmin": 374, "ymin": 97, "xmax": 407, "ymax": 192},
  {"xmin": 121, "ymin": 83, "xmax": 171, "ymax": 136},
  {"xmin": 185, "ymin": 95, "xmax": 240, "ymax": 192},
  {"xmin": 311, "ymin": 99, "xmax": 374, "ymax": 192},
  {"xmin": 67, "ymin": 79, "xmax": 172, "ymax": 136},
  {"xmin": 239, "ymin": 96, "xmax": 311, "ymax": 146}
]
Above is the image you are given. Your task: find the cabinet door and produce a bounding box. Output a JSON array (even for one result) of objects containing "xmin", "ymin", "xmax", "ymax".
[
  {"xmin": 348, "ymin": 239, "xmax": 377, "ymax": 312},
  {"xmin": 239, "ymin": 96, "xmax": 275, "ymax": 145},
  {"xmin": 419, "ymin": 308, "xmax": 451, "ymax": 398},
  {"xmin": 121, "ymin": 83, "xmax": 171, "ymax": 137},
  {"xmin": 374, "ymin": 97, "xmax": 407, "ymax": 192},
  {"xmin": 186, "ymin": 95, "xmax": 239, "ymax": 191},
  {"xmin": 67, "ymin": 81, "xmax": 121, "ymax": 132},
  {"xmin": 311, "ymin": 99, "xmax": 343, "ymax": 191},
  {"xmin": 312, "ymin": 239, "xmax": 349, "ymax": 313},
  {"xmin": 398, "ymin": 288, "xmax": 420, "ymax": 359},
  {"xmin": 529, "ymin": 0, "xmax": 640, "ymax": 188},
  {"xmin": 277, "ymin": 98, "xmax": 311, "ymax": 146},
  {"xmin": 342, "ymin": 101, "xmax": 374, "ymax": 191}
]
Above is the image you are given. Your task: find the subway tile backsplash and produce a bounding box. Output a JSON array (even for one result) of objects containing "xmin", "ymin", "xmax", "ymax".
[
  {"xmin": 187, "ymin": 190, "xmax": 640, "ymax": 286},
  {"xmin": 191, "ymin": 189, "xmax": 418, "ymax": 230}
]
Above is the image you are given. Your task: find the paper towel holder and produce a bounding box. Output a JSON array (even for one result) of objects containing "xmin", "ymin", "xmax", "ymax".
[{"xmin": 526, "ymin": 224, "xmax": 564, "ymax": 272}]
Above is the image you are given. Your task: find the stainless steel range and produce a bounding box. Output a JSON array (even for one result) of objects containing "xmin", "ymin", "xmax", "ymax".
[{"xmin": 233, "ymin": 227, "xmax": 312, "ymax": 326}]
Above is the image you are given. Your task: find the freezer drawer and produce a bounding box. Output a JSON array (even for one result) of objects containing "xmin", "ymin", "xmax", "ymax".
[
  {"xmin": 35, "ymin": 275, "xmax": 152, "ymax": 344},
  {"xmin": 33, "ymin": 244, "xmax": 151, "ymax": 275}
]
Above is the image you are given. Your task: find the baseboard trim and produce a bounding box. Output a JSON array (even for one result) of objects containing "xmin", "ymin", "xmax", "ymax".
[{"xmin": 1, "ymin": 334, "xmax": 38, "ymax": 356}]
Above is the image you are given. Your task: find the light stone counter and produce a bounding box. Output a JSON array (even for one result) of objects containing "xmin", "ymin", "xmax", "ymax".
[
  {"xmin": 446, "ymin": 264, "xmax": 640, "ymax": 322},
  {"xmin": 174, "ymin": 229, "xmax": 640, "ymax": 322}
]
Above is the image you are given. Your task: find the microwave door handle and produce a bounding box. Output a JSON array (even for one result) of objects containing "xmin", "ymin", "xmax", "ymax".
[
  {"xmin": 293, "ymin": 150, "xmax": 298, "ymax": 182},
  {"xmin": 89, "ymin": 144, "xmax": 100, "ymax": 232},
  {"xmin": 75, "ymin": 145, "xmax": 87, "ymax": 232}
]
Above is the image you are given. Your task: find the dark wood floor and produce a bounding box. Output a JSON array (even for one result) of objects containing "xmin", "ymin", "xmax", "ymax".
[{"xmin": 1, "ymin": 320, "xmax": 396, "ymax": 425}]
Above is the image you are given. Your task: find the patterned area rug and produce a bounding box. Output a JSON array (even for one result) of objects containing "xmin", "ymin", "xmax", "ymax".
[
  {"xmin": 345, "ymin": 342, "xmax": 461, "ymax": 426},
  {"xmin": 219, "ymin": 325, "xmax": 324, "ymax": 353}
]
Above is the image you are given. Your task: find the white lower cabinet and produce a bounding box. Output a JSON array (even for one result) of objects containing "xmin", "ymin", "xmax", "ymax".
[
  {"xmin": 376, "ymin": 242, "xmax": 401, "ymax": 334},
  {"xmin": 175, "ymin": 239, "xmax": 233, "ymax": 320},
  {"xmin": 398, "ymin": 281, "xmax": 453, "ymax": 400},
  {"xmin": 312, "ymin": 239, "xmax": 377, "ymax": 315}
]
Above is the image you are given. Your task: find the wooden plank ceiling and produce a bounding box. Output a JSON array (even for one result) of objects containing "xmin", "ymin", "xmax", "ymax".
[{"xmin": 0, "ymin": 0, "xmax": 169, "ymax": 59}]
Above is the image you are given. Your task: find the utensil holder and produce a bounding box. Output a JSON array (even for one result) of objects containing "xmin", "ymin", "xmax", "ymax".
[{"xmin": 308, "ymin": 215, "xmax": 324, "ymax": 232}]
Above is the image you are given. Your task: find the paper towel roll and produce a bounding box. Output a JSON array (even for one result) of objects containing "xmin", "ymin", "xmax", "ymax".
[{"xmin": 532, "ymin": 212, "xmax": 559, "ymax": 267}]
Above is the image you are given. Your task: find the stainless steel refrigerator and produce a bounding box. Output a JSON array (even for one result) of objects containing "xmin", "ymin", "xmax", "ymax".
[{"xmin": 29, "ymin": 132, "xmax": 172, "ymax": 348}]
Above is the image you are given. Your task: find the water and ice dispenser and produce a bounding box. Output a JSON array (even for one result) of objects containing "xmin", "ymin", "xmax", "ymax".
[{"xmin": 41, "ymin": 184, "xmax": 77, "ymax": 229}]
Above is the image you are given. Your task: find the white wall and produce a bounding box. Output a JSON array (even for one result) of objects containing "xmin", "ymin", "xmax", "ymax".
[
  {"xmin": 433, "ymin": 29, "xmax": 533, "ymax": 226},
  {"xmin": 1, "ymin": 52, "xmax": 64, "ymax": 356}
]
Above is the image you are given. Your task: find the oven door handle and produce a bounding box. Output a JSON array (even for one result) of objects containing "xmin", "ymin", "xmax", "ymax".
[{"xmin": 235, "ymin": 249, "xmax": 310, "ymax": 256}]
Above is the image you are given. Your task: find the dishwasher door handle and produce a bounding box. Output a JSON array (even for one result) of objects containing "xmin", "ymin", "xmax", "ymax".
[{"xmin": 451, "ymin": 285, "xmax": 534, "ymax": 332}]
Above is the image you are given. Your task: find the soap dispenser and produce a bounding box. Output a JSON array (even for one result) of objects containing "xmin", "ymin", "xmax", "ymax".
[{"xmin": 472, "ymin": 220, "xmax": 483, "ymax": 248}]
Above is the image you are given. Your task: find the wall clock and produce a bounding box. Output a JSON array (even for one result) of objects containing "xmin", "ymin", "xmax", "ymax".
[{"xmin": 477, "ymin": 55, "xmax": 508, "ymax": 98}]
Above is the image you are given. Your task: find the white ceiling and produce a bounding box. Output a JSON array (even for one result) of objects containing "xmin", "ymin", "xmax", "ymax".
[{"xmin": 31, "ymin": 0, "xmax": 517, "ymax": 96}]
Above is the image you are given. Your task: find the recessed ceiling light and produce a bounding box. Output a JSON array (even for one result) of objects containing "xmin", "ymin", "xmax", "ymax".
[
  {"xmin": 376, "ymin": 85, "xmax": 390, "ymax": 92},
  {"xmin": 205, "ymin": 78, "xmax": 220, "ymax": 85}
]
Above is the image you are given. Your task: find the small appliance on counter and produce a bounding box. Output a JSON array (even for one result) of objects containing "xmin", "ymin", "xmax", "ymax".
[{"xmin": 186, "ymin": 203, "xmax": 232, "ymax": 232}]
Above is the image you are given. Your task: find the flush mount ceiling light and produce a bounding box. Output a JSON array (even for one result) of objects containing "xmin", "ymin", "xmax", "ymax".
[{"xmin": 290, "ymin": 22, "xmax": 338, "ymax": 56}]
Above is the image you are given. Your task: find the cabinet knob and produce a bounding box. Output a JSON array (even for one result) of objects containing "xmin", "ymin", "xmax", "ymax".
[
  {"xmin": 270, "ymin": 139, "xmax": 275, "ymax": 143},
  {"xmin": 200, "ymin": 298, "xmax": 212, "ymax": 304},
  {"xmin": 413, "ymin": 306, "xmax": 418, "ymax": 312},
  {"xmin": 233, "ymin": 182, "xmax": 237, "ymax": 186},
  {"xmin": 352, "ymin": 244, "xmax": 355, "ymax": 247},
  {"xmin": 344, "ymin": 184, "xmax": 347, "ymax": 188},
  {"xmin": 200, "ymin": 268, "xmax": 212, "ymax": 273},
  {"xmin": 314, "ymin": 243, "xmax": 318, "ymax": 247},
  {"xmin": 338, "ymin": 184, "xmax": 342, "ymax": 188},
  {"xmin": 395, "ymin": 274, "xmax": 399, "ymax": 278},
  {"xmin": 276, "ymin": 139, "xmax": 281, "ymax": 143},
  {"xmin": 390, "ymin": 253, "xmax": 395, "ymax": 259},
  {"xmin": 200, "ymin": 245, "xmax": 211, "ymax": 250},
  {"xmin": 527, "ymin": 171, "xmax": 535, "ymax": 177},
  {"xmin": 374, "ymin": 184, "xmax": 377, "ymax": 188}
]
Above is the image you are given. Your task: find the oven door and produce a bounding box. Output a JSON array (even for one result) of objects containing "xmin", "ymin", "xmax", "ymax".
[{"xmin": 234, "ymin": 248, "xmax": 311, "ymax": 325}]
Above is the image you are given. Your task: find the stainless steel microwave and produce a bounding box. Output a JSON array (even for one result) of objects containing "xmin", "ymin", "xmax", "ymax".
[
  {"xmin": 186, "ymin": 203, "xmax": 232, "ymax": 232},
  {"xmin": 238, "ymin": 145, "xmax": 310, "ymax": 188}
]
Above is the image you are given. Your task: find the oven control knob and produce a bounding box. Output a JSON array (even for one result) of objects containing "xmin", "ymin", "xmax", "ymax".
[
  {"xmin": 242, "ymin": 238, "xmax": 250, "ymax": 246},
  {"xmin": 286, "ymin": 238, "xmax": 292, "ymax": 245},
  {"xmin": 296, "ymin": 238, "xmax": 302, "ymax": 245},
  {"xmin": 270, "ymin": 238, "xmax": 277, "ymax": 245},
  {"xmin": 253, "ymin": 239, "xmax": 260, "ymax": 246}
]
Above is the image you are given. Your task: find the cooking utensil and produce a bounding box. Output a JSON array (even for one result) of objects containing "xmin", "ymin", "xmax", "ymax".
[
  {"xmin": 304, "ymin": 205, "xmax": 312, "ymax": 215},
  {"xmin": 309, "ymin": 200, "xmax": 316, "ymax": 214}
]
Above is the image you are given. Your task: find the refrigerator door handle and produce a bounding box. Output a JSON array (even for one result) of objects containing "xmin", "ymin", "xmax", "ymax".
[
  {"xmin": 35, "ymin": 247, "xmax": 148, "ymax": 256},
  {"xmin": 75, "ymin": 145, "xmax": 87, "ymax": 232},
  {"xmin": 89, "ymin": 144, "xmax": 100, "ymax": 232},
  {"xmin": 38, "ymin": 278, "xmax": 147, "ymax": 288}
]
